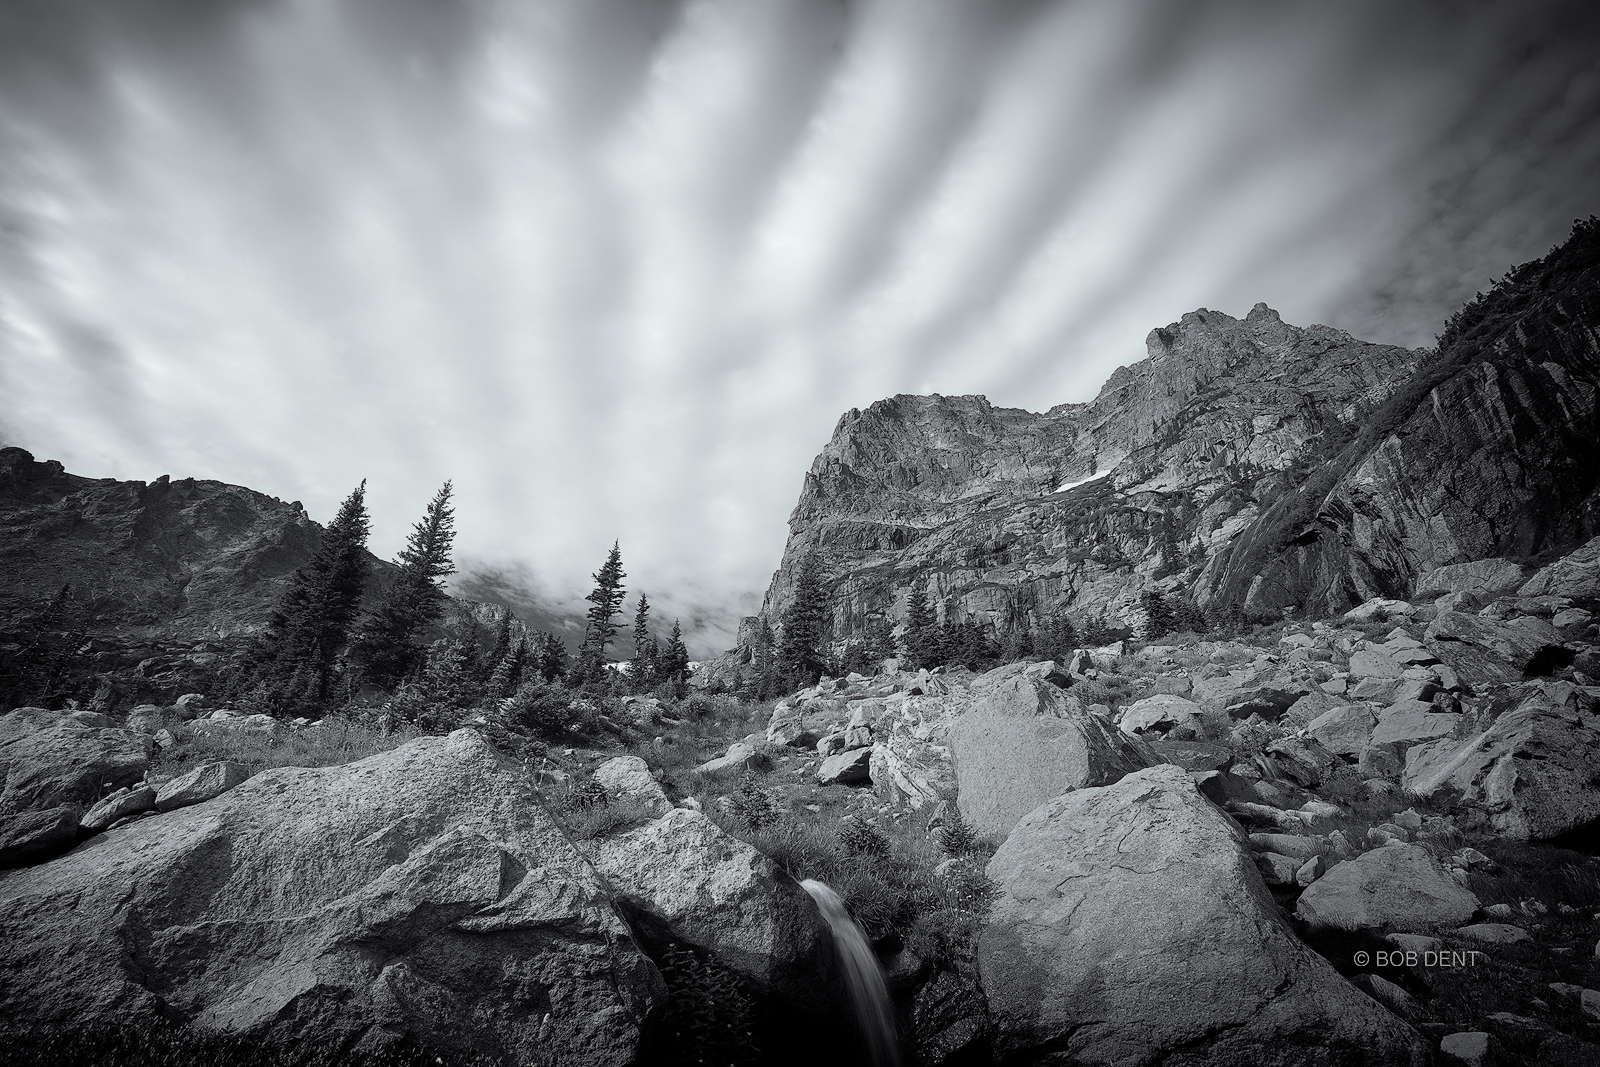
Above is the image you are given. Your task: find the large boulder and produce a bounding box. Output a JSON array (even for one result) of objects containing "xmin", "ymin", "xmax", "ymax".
[
  {"xmin": 1404, "ymin": 681, "xmax": 1600, "ymax": 838},
  {"xmin": 1296, "ymin": 842, "xmax": 1479, "ymax": 932},
  {"xmin": 1518, "ymin": 535, "xmax": 1600, "ymax": 598},
  {"xmin": 1306, "ymin": 705, "xmax": 1376, "ymax": 756},
  {"xmin": 0, "ymin": 707, "xmax": 154, "ymax": 815},
  {"xmin": 1416, "ymin": 558, "xmax": 1527, "ymax": 601},
  {"xmin": 949, "ymin": 674, "xmax": 1154, "ymax": 838},
  {"xmin": 978, "ymin": 765, "xmax": 1428, "ymax": 1066},
  {"xmin": 868, "ymin": 731, "xmax": 958, "ymax": 809},
  {"xmin": 1423, "ymin": 611, "xmax": 1566, "ymax": 682},
  {"xmin": 1118, "ymin": 694, "xmax": 1205, "ymax": 737},
  {"xmin": 0, "ymin": 805, "xmax": 80, "ymax": 869},
  {"xmin": 593, "ymin": 755, "xmax": 673, "ymax": 817},
  {"xmin": 154, "ymin": 761, "xmax": 250, "ymax": 812},
  {"xmin": 587, "ymin": 807, "xmax": 833, "ymax": 1010},
  {"xmin": 0, "ymin": 730, "xmax": 663, "ymax": 1065}
]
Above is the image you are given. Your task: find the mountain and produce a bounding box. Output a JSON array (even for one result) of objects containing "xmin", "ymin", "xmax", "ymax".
[
  {"xmin": 747, "ymin": 217, "xmax": 1600, "ymax": 652},
  {"xmin": 0, "ymin": 449, "xmax": 539, "ymax": 704}
]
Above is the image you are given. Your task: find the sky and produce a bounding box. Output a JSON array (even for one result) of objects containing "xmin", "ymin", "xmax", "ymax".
[{"xmin": 1, "ymin": 0, "xmax": 1598, "ymax": 654}]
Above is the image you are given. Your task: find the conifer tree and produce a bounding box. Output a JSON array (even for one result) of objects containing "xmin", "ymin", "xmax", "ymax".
[
  {"xmin": 256, "ymin": 481, "xmax": 372, "ymax": 702},
  {"xmin": 1142, "ymin": 590, "xmax": 1177, "ymax": 640},
  {"xmin": 574, "ymin": 542, "xmax": 626, "ymax": 682},
  {"xmin": 631, "ymin": 593, "xmax": 656, "ymax": 689},
  {"xmin": 752, "ymin": 618, "xmax": 779, "ymax": 699},
  {"xmin": 485, "ymin": 607, "xmax": 514, "ymax": 681},
  {"xmin": 777, "ymin": 553, "xmax": 828, "ymax": 686},
  {"xmin": 485, "ymin": 635, "xmax": 527, "ymax": 699},
  {"xmin": 535, "ymin": 632, "xmax": 570, "ymax": 684},
  {"xmin": 901, "ymin": 584, "xmax": 938, "ymax": 670},
  {"xmin": 357, "ymin": 481, "xmax": 456, "ymax": 687},
  {"xmin": 661, "ymin": 619, "xmax": 691, "ymax": 681}
]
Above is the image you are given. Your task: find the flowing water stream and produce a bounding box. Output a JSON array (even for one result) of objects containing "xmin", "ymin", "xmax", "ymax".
[{"xmin": 799, "ymin": 879, "xmax": 902, "ymax": 1067}]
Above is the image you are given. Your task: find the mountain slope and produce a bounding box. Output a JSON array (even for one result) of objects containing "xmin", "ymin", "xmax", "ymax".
[{"xmin": 750, "ymin": 218, "xmax": 1600, "ymax": 650}]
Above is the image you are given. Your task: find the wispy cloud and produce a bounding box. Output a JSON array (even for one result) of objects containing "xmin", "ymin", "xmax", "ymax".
[{"xmin": 1, "ymin": 0, "xmax": 1596, "ymax": 654}]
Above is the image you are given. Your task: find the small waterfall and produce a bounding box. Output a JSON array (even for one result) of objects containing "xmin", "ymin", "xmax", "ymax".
[{"xmin": 799, "ymin": 879, "xmax": 902, "ymax": 1067}]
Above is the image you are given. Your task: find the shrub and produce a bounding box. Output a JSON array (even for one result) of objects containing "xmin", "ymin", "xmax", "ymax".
[
  {"xmin": 838, "ymin": 815, "xmax": 889, "ymax": 858},
  {"xmin": 728, "ymin": 769, "xmax": 778, "ymax": 831},
  {"xmin": 936, "ymin": 806, "xmax": 978, "ymax": 857},
  {"xmin": 504, "ymin": 683, "xmax": 577, "ymax": 737}
]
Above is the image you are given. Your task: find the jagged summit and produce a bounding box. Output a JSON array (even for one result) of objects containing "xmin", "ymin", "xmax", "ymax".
[{"xmin": 745, "ymin": 219, "xmax": 1600, "ymax": 653}]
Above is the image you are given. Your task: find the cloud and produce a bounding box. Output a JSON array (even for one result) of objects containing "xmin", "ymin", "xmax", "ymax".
[{"xmin": 1, "ymin": 0, "xmax": 1597, "ymax": 655}]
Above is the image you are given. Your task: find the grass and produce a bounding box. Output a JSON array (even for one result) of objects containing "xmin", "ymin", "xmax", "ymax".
[{"xmin": 147, "ymin": 710, "xmax": 425, "ymax": 779}]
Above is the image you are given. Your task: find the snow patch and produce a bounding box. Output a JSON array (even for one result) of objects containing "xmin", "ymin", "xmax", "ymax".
[{"xmin": 1053, "ymin": 469, "xmax": 1112, "ymax": 493}]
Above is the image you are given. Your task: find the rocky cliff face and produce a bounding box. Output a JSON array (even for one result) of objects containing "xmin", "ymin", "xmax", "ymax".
[
  {"xmin": 0, "ymin": 447, "xmax": 332, "ymax": 641},
  {"xmin": 753, "ymin": 218, "xmax": 1600, "ymax": 650}
]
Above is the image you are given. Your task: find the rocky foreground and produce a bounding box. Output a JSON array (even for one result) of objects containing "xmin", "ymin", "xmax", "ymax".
[{"xmin": 2, "ymin": 535, "xmax": 1599, "ymax": 1065}]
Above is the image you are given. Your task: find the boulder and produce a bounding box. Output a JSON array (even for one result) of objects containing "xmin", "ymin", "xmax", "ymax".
[
  {"xmin": 191, "ymin": 710, "xmax": 283, "ymax": 737},
  {"xmin": 80, "ymin": 784, "xmax": 158, "ymax": 832},
  {"xmin": 588, "ymin": 807, "xmax": 832, "ymax": 1007},
  {"xmin": 0, "ymin": 707, "xmax": 155, "ymax": 816},
  {"xmin": 1455, "ymin": 923, "xmax": 1532, "ymax": 945},
  {"xmin": 868, "ymin": 733, "xmax": 957, "ymax": 810},
  {"xmin": 1370, "ymin": 709, "xmax": 1461, "ymax": 751},
  {"xmin": 0, "ymin": 731, "xmax": 664, "ymax": 1065},
  {"xmin": 154, "ymin": 761, "xmax": 251, "ymax": 812},
  {"xmin": 694, "ymin": 742, "xmax": 761, "ymax": 776},
  {"xmin": 1404, "ymin": 681, "xmax": 1600, "ymax": 838},
  {"xmin": 1518, "ymin": 534, "xmax": 1600, "ymax": 598},
  {"xmin": 978, "ymin": 765, "xmax": 1428, "ymax": 1066},
  {"xmin": 1296, "ymin": 843, "xmax": 1480, "ymax": 932},
  {"xmin": 817, "ymin": 748, "xmax": 873, "ymax": 786},
  {"xmin": 0, "ymin": 805, "xmax": 80, "ymax": 868},
  {"xmin": 1117, "ymin": 694, "xmax": 1205, "ymax": 737},
  {"xmin": 1343, "ymin": 598, "xmax": 1416, "ymax": 623},
  {"xmin": 1416, "ymin": 559, "xmax": 1527, "ymax": 600},
  {"xmin": 1423, "ymin": 611, "xmax": 1565, "ymax": 682},
  {"xmin": 1263, "ymin": 736, "xmax": 1337, "ymax": 788},
  {"xmin": 1306, "ymin": 705, "xmax": 1376, "ymax": 756},
  {"xmin": 949, "ymin": 673, "xmax": 1154, "ymax": 839},
  {"xmin": 593, "ymin": 756, "xmax": 673, "ymax": 817},
  {"xmin": 1150, "ymin": 738, "xmax": 1233, "ymax": 773},
  {"xmin": 911, "ymin": 969, "xmax": 991, "ymax": 1067},
  {"xmin": 1349, "ymin": 649, "xmax": 1405, "ymax": 680}
]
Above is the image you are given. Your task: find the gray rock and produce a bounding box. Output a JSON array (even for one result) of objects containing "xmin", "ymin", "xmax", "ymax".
[
  {"xmin": 588, "ymin": 808, "xmax": 833, "ymax": 1007},
  {"xmin": 694, "ymin": 742, "xmax": 761, "ymax": 776},
  {"xmin": 1370, "ymin": 709, "xmax": 1461, "ymax": 750},
  {"xmin": 1296, "ymin": 843, "xmax": 1480, "ymax": 932},
  {"xmin": 0, "ymin": 707, "xmax": 154, "ymax": 816},
  {"xmin": 0, "ymin": 804, "xmax": 80, "ymax": 868},
  {"xmin": 1307, "ymin": 705, "xmax": 1376, "ymax": 756},
  {"xmin": 1150, "ymin": 738, "xmax": 1233, "ymax": 773},
  {"xmin": 0, "ymin": 730, "xmax": 664, "ymax": 1064},
  {"xmin": 1455, "ymin": 923, "xmax": 1532, "ymax": 944},
  {"xmin": 817, "ymin": 748, "xmax": 873, "ymax": 786},
  {"xmin": 1416, "ymin": 559, "xmax": 1527, "ymax": 600},
  {"xmin": 80, "ymin": 784, "xmax": 158, "ymax": 832},
  {"xmin": 1519, "ymin": 535, "xmax": 1600, "ymax": 598},
  {"xmin": 1248, "ymin": 833, "xmax": 1326, "ymax": 861},
  {"xmin": 978, "ymin": 765, "xmax": 1428, "ymax": 1066},
  {"xmin": 1349, "ymin": 649, "xmax": 1405, "ymax": 680},
  {"xmin": 1118, "ymin": 694, "xmax": 1205, "ymax": 736},
  {"xmin": 593, "ymin": 756, "xmax": 673, "ymax": 817},
  {"xmin": 154, "ymin": 761, "xmax": 250, "ymax": 812},
  {"xmin": 1255, "ymin": 851, "xmax": 1299, "ymax": 885},
  {"xmin": 1404, "ymin": 680, "xmax": 1600, "ymax": 838},
  {"xmin": 1423, "ymin": 611, "xmax": 1565, "ymax": 681},
  {"xmin": 867, "ymin": 733, "xmax": 957, "ymax": 810},
  {"xmin": 949, "ymin": 672, "xmax": 1154, "ymax": 838},
  {"xmin": 1351, "ymin": 972, "xmax": 1417, "ymax": 1019},
  {"xmin": 1439, "ymin": 1031, "xmax": 1502, "ymax": 1066}
]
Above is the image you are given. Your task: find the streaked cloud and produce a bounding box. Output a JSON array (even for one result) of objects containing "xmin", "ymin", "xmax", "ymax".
[{"xmin": 1, "ymin": 0, "xmax": 1596, "ymax": 654}]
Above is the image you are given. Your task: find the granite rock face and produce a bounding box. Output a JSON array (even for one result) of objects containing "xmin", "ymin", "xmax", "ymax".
[{"xmin": 732, "ymin": 220, "xmax": 1599, "ymax": 661}]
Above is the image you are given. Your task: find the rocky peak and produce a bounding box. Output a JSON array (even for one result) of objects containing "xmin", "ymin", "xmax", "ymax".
[{"xmin": 746, "ymin": 219, "xmax": 1600, "ymax": 656}]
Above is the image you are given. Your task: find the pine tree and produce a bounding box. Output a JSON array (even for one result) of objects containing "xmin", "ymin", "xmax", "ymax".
[
  {"xmin": 255, "ymin": 481, "xmax": 372, "ymax": 703},
  {"xmin": 485, "ymin": 634, "xmax": 527, "ymax": 700},
  {"xmin": 902, "ymin": 584, "xmax": 937, "ymax": 670},
  {"xmin": 661, "ymin": 619, "xmax": 691, "ymax": 682},
  {"xmin": 777, "ymin": 553, "xmax": 828, "ymax": 686},
  {"xmin": 631, "ymin": 593, "xmax": 656, "ymax": 689},
  {"xmin": 484, "ymin": 607, "xmax": 514, "ymax": 681},
  {"xmin": 535, "ymin": 632, "xmax": 570, "ymax": 684},
  {"xmin": 357, "ymin": 481, "xmax": 456, "ymax": 688},
  {"xmin": 1035, "ymin": 612, "xmax": 1079, "ymax": 662},
  {"xmin": 574, "ymin": 542, "xmax": 626, "ymax": 683},
  {"xmin": 1142, "ymin": 590, "xmax": 1177, "ymax": 640},
  {"xmin": 752, "ymin": 618, "xmax": 779, "ymax": 699}
]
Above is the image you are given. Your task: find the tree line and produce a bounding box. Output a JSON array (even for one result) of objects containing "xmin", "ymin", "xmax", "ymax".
[{"xmin": 234, "ymin": 482, "xmax": 693, "ymax": 720}]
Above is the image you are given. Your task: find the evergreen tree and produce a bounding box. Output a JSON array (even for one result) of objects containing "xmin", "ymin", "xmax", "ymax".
[
  {"xmin": 777, "ymin": 553, "xmax": 828, "ymax": 686},
  {"xmin": 901, "ymin": 584, "xmax": 938, "ymax": 670},
  {"xmin": 256, "ymin": 481, "xmax": 372, "ymax": 703},
  {"xmin": 1034, "ymin": 612, "xmax": 1079, "ymax": 662},
  {"xmin": 1172, "ymin": 598, "xmax": 1211, "ymax": 635},
  {"xmin": 535, "ymin": 632, "xmax": 570, "ymax": 684},
  {"xmin": 1142, "ymin": 590, "xmax": 1177, "ymax": 640},
  {"xmin": 660, "ymin": 619, "xmax": 692, "ymax": 682},
  {"xmin": 631, "ymin": 593, "xmax": 656, "ymax": 689},
  {"xmin": 574, "ymin": 542, "xmax": 626, "ymax": 683},
  {"xmin": 484, "ymin": 607, "xmax": 514, "ymax": 681},
  {"xmin": 357, "ymin": 481, "xmax": 456, "ymax": 688},
  {"xmin": 485, "ymin": 635, "xmax": 527, "ymax": 699}
]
